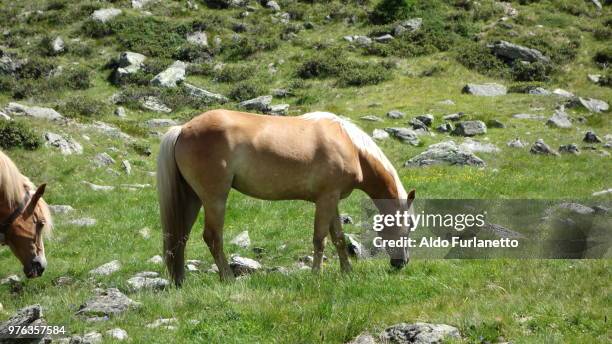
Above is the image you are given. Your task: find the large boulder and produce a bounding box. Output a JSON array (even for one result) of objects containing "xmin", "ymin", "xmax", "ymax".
[
  {"xmin": 76, "ymin": 288, "xmax": 138, "ymax": 317},
  {"xmin": 451, "ymin": 121, "xmax": 487, "ymax": 136},
  {"xmin": 404, "ymin": 141, "xmax": 485, "ymax": 167},
  {"xmin": 0, "ymin": 305, "xmax": 47, "ymax": 342},
  {"xmin": 238, "ymin": 95, "xmax": 273, "ymax": 113},
  {"xmin": 151, "ymin": 61, "xmax": 186, "ymax": 88},
  {"xmin": 184, "ymin": 83, "xmax": 228, "ymax": 103},
  {"xmin": 546, "ymin": 107, "xmax": 572, "ymax": 128},
  {"xmin": 462, "ymin": 83, "xmax": 507, "ymax": 96},
  {"xmin": 91, "ymin": 8, "xmax": 122, "ymax": 23},
  {"xmin": 574, "ymin": 97, "xmax": 609, "ymax": 113},
  {"xmin": 112, "ymin": 52, "xmax": 146, "ymax": 83},
  {"xmin": 384, "ymin": 128, "xmax": 420, "ymax": 146},
  {"xmin": 489, "ymin": 40, "xmax": 549, "ymax": 63},
  {"xmin": 5, "ymin": 102, "xmax": 63, "ymax": 120},
  {"xmin": 45, "ymin": 132, "xmax": 83, "ymax": 155}
]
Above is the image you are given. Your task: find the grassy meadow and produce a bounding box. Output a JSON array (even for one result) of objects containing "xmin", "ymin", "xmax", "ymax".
[{"xmin": 0, "ymin": 0, "xmax": 611, "ymax": 343}]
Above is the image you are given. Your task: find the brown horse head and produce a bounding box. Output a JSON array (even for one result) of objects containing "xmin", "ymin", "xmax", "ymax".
[{"xmin": 1, "ymin": 183, "xmax": 50, "ymax": 278}]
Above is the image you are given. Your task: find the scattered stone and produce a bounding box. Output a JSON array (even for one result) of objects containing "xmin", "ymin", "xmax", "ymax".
[
  {"xmin": 588, "ymin": 74, "xmax": 601, "ymax": 84},
  {"xmin": 230, "ymin": 231, "xmax": 251, "ymax": 248},
  {"xmin": 384, "ymin": 128, "xmax": 420, "ymax": 146},
  {"xmin": 49, "ymin": 204, "xmax": 74, "ymax": 215},
  {"xmin": 415, "ymin": 114, "xmax": 434, "ymax": 126},
  {"xmin": 272, "ymin": 88, "xmax": 290, "ymax": 98},
  {"xmin": 528, "ymin": 87, "xmax": 551, "ymax": 95},
  {"xmin": 89, "ymin": 260, "xmax": 121, "ymax": 276},
  {"xmin": 340, "ymin": 214, "xmax": 354, "ymax": 224},
  {"xmin": 45, "ymin": 132, "xmax": 83, "ymax": 155},
  {"xmin": 442, "ymin": 112, "xmax": 464, "ymax": 121},
  {"xmin": 552, "ymin": 88, "xmax": 574, "ymax": 98},
  {"xmin": 559, "ymin": 144, "xmax": 580, "ymax": 155},
  {"xmin": 127, "ymin": 275, "xmax": 169, "ymax": 291},
  {"xmin": 462, "ymin": 83, "xmax": 507, "ymax": 96},
  {"xmin": 387, "ymin": 110, "xmax": 405, "ymax": 119},
  {"xmin": 0, "ymin": 110, "xmax": 10, "ymax": 121},
  {"xmin": 139, "ymin": 227, "xmax": 151, "ymax": 239},
  {"xmin": 121, "ymin": 160, "xmax": 132, "ymax": 175},
  {"xmin": 459, "ymin": 138, "xmax": 499, "ymax": 153},
  {"xmin": 486, "ymin": 119, "xmax": 505, "ymax": 128},
  {"xmin": 512, "ymin": 113, "xmax": 545, "ymax": 120},
  {"xmin": 590, "ymin": 0, "xmax": 603, "ymax": 10},
  {"xmin": 230, "ymin": 255, "xmax": 262, "ymax": 276},
  {"xmin": 113, "ymin": 52, "xmax": 146, "ymax": 83},
  {"xmin": 83, "ymin": 181, "xmax": 114, "ymax": 192},
  {"xmin": 266, "ymin": 1, "xmax": 281, "ymax": 11},
  {"xmin": 360, "ymin": 115, "xmax": 383, "ymax": 122},
  {"xmin": 374, "ymin": 34, "xmax": 394, "ymax": 43},
  {"xmin": 372, "ymin": 129, "xmax": 390, "ymax": 140},
  {"xmin": 80, "ymin": 121, "xmax": 133, "ymax": 141},
  {"xmin": 106, "ymin": 328, "xmax": 128, "ymax": 341},
  {"xmin": 347, "ymin": 332, "xmax": 376, "ymax": 344},
  {"xmin": 146, "ymin": 318, "xmax": 178, "ymax": 330},
  {"xmin": 151, "ymin": 61, "xmax": 186, "ymax": 88},
  {"xmin": 145, "ymin": 118, "xmax": 178, "ymax": 128},
  {"xmin": 409, "ymin": 118, "xmax": 428, "ymax": 131},
  {"xmin": 451, "ymin": 121, "xmax": 487, "ymax": 136},
  {"xmin": 0, "ymin": 275, "xmax": 20, "ymax": 285},
  {"xmin": 141, "ymin": 96, "xmax": 172, "ymax": 113},
  {"xmin": 91, "ymin": 8, "xmax": 122, "ymax": 23},
  {"xmin": 438, "ymin": 99, "xmax": 455, "ymax": 105},
  {"xmin": 51, "ymin": 36, "xmax": 65, "ymax": 54},
  {"xmin": 148, "ymin": 255, "xmax": 163, "ymax": 264},
  {"xmin": 94, "ymin": 152, "xmax": 115, "ymax": 167},
  {"xmin": 393, "ymin": 18, "xmax": 422, "ymax": 36},
  {"xmin": 238, "ymin": 95, "xmax": 272, "ymax": 112},
  {"xmin": 489, "ymin": 40, "xmax": 549, "ymax": 63},
  {"xmin": 268, "ymin": 104, "xmax": 290, "ymax": 116},
  {"xmin": 507, "ymin": 138, "xmax": 526, "ymax": 148},
  {"xmin": 405, "ymin": 141, "xmax": 485, "ymax": 167},
  {"xmin": 345, "ymin": 234, "xmax": 364, "ymax": 258},
  {"xmin": 583, "ymin": 131, "xmax": 602, "ymax": 143},
  {"xmin": 82, "ymin": 331, "xmax": 103, "ymax": 344},
  {"xmin": 380, "ymin": 322, "xmax": 461, "ymax": 344},
  {"xmin": 546, "ymin": 107, "xmax": 572, "ymax": 129},
  {"xmin": 592, "ymin": 188, "xmax": 612, "ymax": 196},
  {"xmin": 575, "ymin": 97, "xmax": 609, "ymax": 113},
  {"xmin": 76, "ymin": 288, "xmax": 138, "ymax": 317},
  {"xmin": 183, "ymin": 83, "xmax": 228, "ymax": 104},
  {"xmin": 0, "ymin": 305, "xmax": 45, "ymax": 340},
  {"xmin": 4, "ymin": 102, "xmax": 63, "ymax": 120},
  {"xmin": 68, "ymin": 218, "xmax": 97, "ymax": 227},
  {"xmin": 186, "ymin": 31, "xmax": 208, "ymax": 47},
  {"xmin": 435, "ymin": 123, "xmax": 453, "ymax": 133},
  {"xmin": 114, "ymin": 106, "xmax": 127, "ymax": 118},
  {"xmin": 54, "ymin": 276, "xmax": 74, "ymax": 286},
  {"xmin": 530, "ymin": 139, "xmax": 559, "ymax": 156}
]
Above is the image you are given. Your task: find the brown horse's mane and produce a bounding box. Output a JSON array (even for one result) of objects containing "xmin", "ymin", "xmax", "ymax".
[{"xmin": 0, "ymin": 150, "xmax": 53, "ymax": 236}]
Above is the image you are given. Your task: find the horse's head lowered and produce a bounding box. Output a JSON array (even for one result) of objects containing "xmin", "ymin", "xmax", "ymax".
[
  {"xmin": 377, "ymin": 189, "xmax": 416, "ymax": 270},
  {"xmin": 1, "ymin": 184, "xmax": 49, "ymax": 278}
]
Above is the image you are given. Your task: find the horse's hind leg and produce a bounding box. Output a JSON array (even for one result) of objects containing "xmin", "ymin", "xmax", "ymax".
[
  {"xmin": 312, "ymin": 195, "xmax": 339, "ymax": 272},
  {"xmin": 329, "ymin": 207, "xmax": 352, "ymax": 273},
  {"xmin": 203, "ymin": 199, "xmax": 235, "ymax": 282}
]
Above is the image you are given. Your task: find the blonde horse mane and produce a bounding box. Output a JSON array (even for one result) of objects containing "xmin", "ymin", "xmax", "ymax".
[
  {"xmin": 301, "ymin": 112, "xmax": 408, "ymax": 200},
  {"xmin": 0, "ymin": 150, "xmax": 53, "ymax": 236}
]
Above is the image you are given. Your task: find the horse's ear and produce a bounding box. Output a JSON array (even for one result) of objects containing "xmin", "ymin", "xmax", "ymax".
[
  {"xmin": 407, "ymin": 189, "xmax": 416, "ymax": 200},
  {"xmin": 30, "ymin": 184, "xmax": 46, "ymax": 207}
]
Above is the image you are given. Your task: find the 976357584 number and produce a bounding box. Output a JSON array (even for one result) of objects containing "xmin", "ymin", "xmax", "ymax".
[{"xmin": 1, "ymin": 325, "xmax": 67, "ymax": 338}]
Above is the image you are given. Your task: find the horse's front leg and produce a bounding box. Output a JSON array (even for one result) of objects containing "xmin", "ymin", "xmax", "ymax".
[
  {"xmin": 312, "ymin": 195, "xmax": 339, "ymax": 273},
  {"xmin": 329, "ymin": 206, "xmax": 352, "ymax": 273},
  {"xmin": 203, "ymin": 201, "xmax": 235, "ymax": 282}
]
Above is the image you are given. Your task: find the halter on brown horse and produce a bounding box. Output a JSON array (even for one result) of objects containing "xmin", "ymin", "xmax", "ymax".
[
  {"xmin": 0, "ymin": 150, "xmax": 52, "ymax": 278},
  {"xmin": 157, "ymin": 110, "xmax": 415, "ymax": 286}
]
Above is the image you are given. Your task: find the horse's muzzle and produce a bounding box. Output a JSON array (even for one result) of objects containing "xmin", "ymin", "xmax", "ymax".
[
  {"xmin": 390, "ymin": 258, "xmax": 408, "ymax": 269},
  {"xmin": 24, "ymin": 256, "xmax": 46, "ymax": 278}
]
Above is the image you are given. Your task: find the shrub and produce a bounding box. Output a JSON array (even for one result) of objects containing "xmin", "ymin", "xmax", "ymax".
[
  {"xmin": 60, "ymin": 96, "xmax": 109, "ymax": 118},
  {"xmin": 173, "ymin": 44, "xmax": 213, "ymax": 63},
  {"xmin": 16, "ymin": 57, "xmax": 55, "ymax": 79},
  {"xmin": 598, "ymin": 72, "xmax": 612, "ymax": 88},
  {"xmin": 228, "ymin": 80, "xmax": 267, "ymax": 101},
  {"xmin": 593, "ymin": 27, "xmax": 611, "ymax": 41},
  {"xmin": 594, "ymin": 48, "xmax": 612, "ymax": 68},
  {"xmin": 455, "ymin": 42, "xmax": 509, "ymax": 78},
  {"xmin": 81, "ymin": 19, "xmax": 113, "ymax": 38},
  {"xmin": 510, "ymin": 61, "xmax": 554, "ymax": 82},
  {"xmin": 221, "ymin": 35, "xmax": 279, "ymax": 61},
  {"xmin": 370, "ymin": 0, "xmax": 415, "ymax": 24},
  {"xmin": 215, "ymin": 65, "xmax": 256, "ymax": 82},
  {"xmin": 337, "ymin": 62, "xmax": 391, "ymax": 86},
  {"xmin": 111, "ymin": 16, "xmax": 187, "ymax": 58},
  {"xmin": 64, "ymin": 67, "xmax": 91, "ymax": 90},
  {"xmin": 0, "ymin": 121, "xmax": 41, "ymax": 150}
]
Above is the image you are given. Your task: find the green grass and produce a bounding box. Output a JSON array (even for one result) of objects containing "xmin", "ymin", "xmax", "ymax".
[{"xmin": 0, "ymin": 0, "xmax": 611, "ymax": 343}]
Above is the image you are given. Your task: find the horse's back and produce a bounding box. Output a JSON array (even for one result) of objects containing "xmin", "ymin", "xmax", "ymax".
[{"xmin": 175, "ymin": 110, "xmax": 360, "ymax": 201}]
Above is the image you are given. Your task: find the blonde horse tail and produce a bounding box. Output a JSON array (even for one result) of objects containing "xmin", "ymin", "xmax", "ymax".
[{"xmin": 157, "ymin": 126, "xmax": 200, "ymax": 286}]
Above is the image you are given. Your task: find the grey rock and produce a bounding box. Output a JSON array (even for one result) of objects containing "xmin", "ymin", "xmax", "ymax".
[
  {"xmin": 80, "ymin": 121, "xmax": 133, "ymax": 141},
  {"xmin": 374, "ymin": 34, "xmax": 394, "ymax": 43},
  {"xmin": 592, "ymin": 188, "xmax": 612, "ymax": 196},
  {"xmin": 576, "ymin": 97, "xmax": 609, "ymax": 113},
  {"xmin": 385, "ymin": 128, "xmax": 420, "ymax": 146},
  {"xmin": 587, "ymin": 74, "xmax": 601, "ymax": 84},
  {"xmin": 132, "ymin": 0, "xmax": 156, "ymax": 9},
  {"xmin": 184, "ymin": 83, "xmax": 228, "ymax": 104},
  {"xmin": 69, "ymin": 218, "xmax": 97, "ymax": 227},
  {"xmin": 353, "ymin": 36, "xmax": 372, "ymax": 46},
  {"xmin": 405, "ymin": 141, "xmax": 485, "ymax": 167},
  {"xmin": 0, "ymin": 305, "xmax": 45, "ymax": 340},
  {"xmin": 459, "ymin": 138, "xmax": 499, "ymax": 153},
  {"xmin": 452, "ymin": 121, "xmax": 487, "ymax": 136},
  {"xmin": 141, "ymin": 96, "xmax": 172, "ymax": 113},
  {"xmin": 360, "ymin": 115, "xmax": 383, "ymax": 122},
  {"xmin": 559, "ymin": 144, "xmax": 580, "ymax": 155},
  {"xmin": 0, "ymin": 110, "xmax": 10, "ymax": 120},
  {"xmin": 94, "ymin": 152, "xmax": 115, "ymax": 167},
  {"xmin": 230, "ymin": 230, "xmax": 251, "ymax": 248},
  {"xmin": 52, "ymin": 36, "xmax": 65, "ymax": 54},
  {"xmin": 489, "ymin": 40, "xmax": 549, "ymax": 63},
  {"xmin": 394, "ymin": 18, "xmax": 422, "ymax": 36},
  {"xmin": 435, "ymin": 123, "xmax": 453, "ymax": 133},
  {"xmin": 345, "ymin": 234, "xmax": 365, "ymax": 258},
  {"xmin": 148, "ymin": 255, "xmax": 163, "ymax": 264},
  {"xmin": 438, "ymin": 99, "xmax": 455, "ymax": 105},
  {"xmin": 272, "ymin": 88, "xmax": 290, "ymax": 97},
  {"xmin": 487, "ymin": 119, "xmax": 505, "ymax": 128},
  {"xmin": 127, "ymin": 275, "xmax": 169, "ymax": 291},
  {"xmin": 89, "ymin": 260, "xmax": 120, "ymax": 276},
  {"xmin": 269, "ymin": 104, "xmax": 290, "ymax": 116},
  {"xmin": 121, "ymin": 160, "xmax": 132, "ymax": 175},
  {"xmin": 442, "ymin": 112, "xmax": 464, "ymax": 121},
  {"xmin": 340, "ymin": 214, "xmax": 354, "ymax": 224},
  {"xmin": 5, "ymin": 102, "xmax": 63, "ymax": 120},
  {"xmin": 555, "ymin": 202, "xmax": 595, "ymax": 215},
  {"xmin": 347, "ymin": 332, "xmax": 377, "ymax": 344},
  {"xmin": 45, "ymin": 132, "xmax": 83, "ymax": 155},
  {"xmin": 409, "ymin": 118, "xmax": 428, "ymax": 131},
  {"xmin": 91, "ymin": 8, "xmax": 122, "ymax": 23},
  {"xmin": 387, "ymin": 110, "xmax": 405, "ymax": 119},
  {"xmin": 266, "ymin": 1, "xmax": 281, "ymax": 11},
  {"xmin": 507, "ymin": 138, "xmax": 526, "ymax": 148},
  {"xmin": 151, "ymin": 61, "xmax": 186, "ymax": 88},
  {"xmin": 54, "ymin": 276, "xmax": 74, "ymax": 286},
  {"xmin": 146, "ymin": 318, "xmax": 177, "ymax": 330},
  {"xmin": 76, "ymin": 288, "xmax": 138, "ymax": 317},
  {"xmin": 528, "ymin": 87, "xmax": 551, "ymax": 95},
  {"xmin": 0, "ymin": 274, "xmax": 20, "ymax": 285},
  {"xmin": 115, "ymin": 106, "xmax": 127, "ymax": 117},
  {"xmin": 372, "ymin": 129, "xmax": 390, "ymax": 140},
  {"xmin": 113, "ymin": 52, "xmax": 146, "ymax": 83},
  {"xmin": 49, "ymin": 204, "xmax": 74, "ymax": 214},
  {"xmin": 105, "ymin": 328, "xmax": 128, "ymax": 341},
  {"xmin": 0, "ymin": 55, "xmax": 24, "ymax": 75},
  {"xmin": 546, "ymin": 107, "xmax": 572, "ymax": 128},
  {"xmin": 83, "ymin": 181, "xmax": 114, "ymax": 191},
  {"xmin": 512, "ymin": 113, "xmax": 545, "ymax": 120},
  {"xmin": 591, "ymin": 0, "xmax": 602, "ymax": 10},
  {"xmin": 552, "ymin": 88, "xmax": 575, "ymax": 98},
  {"xmin": 530, "ymin": 139, "xmax": 559, "ymax": 156},
  {"xmin": 145, "ymin": 118, "xmax": 178, "ymax": 128},
  {"xmin": 186, "ymin": 31, "xmax": 208, "ymax": 47},
  {"xmin": 230, "ymin": 255, "xmax": 262, "ymax": 276},
  {"xmin": 583, "ymin": 131, "xmax": 601, "ymax": 143},
  {"xmin": 462, "ymin": 83, "xmax": 507, "ymax": 96},
  {"xmin": 380, "ymin": 322, "xmax": 460, "ymax": 344},
  {"xmin": 82, "ymin": 332, "xmax": 102, "ymax": 344},
  {"xmin": 238, "ymin": 95, "xmax": 272, "ymax": 112},
  {"xmin": 415, "ymin": 114, "xmax": 434, "ymax": 126}
]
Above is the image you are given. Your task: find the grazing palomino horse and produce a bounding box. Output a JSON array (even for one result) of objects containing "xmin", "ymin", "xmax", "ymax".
[
  {"xmin": 158, "ymin": 110, "xmax": 415, "ymax": 285},
  {"xmin": 0, "ymin": 150, "xmax": 51, "ymax": 278}
]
